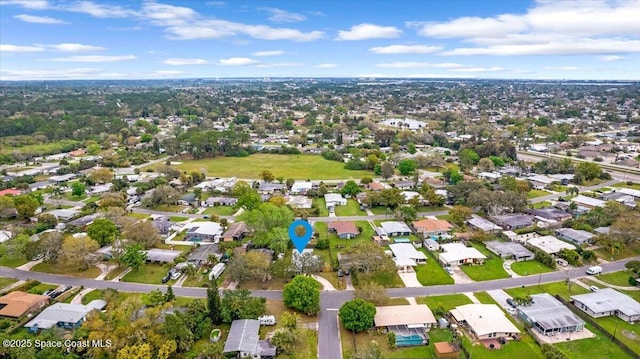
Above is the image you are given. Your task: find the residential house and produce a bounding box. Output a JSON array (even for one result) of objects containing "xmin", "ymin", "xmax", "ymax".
[
  {"xmin": 286, "ymin": 195, "xmax": 312, "ymax": 209},
  {"xmin": 47, "ymin": 209, "xmax": 80, "ymax": 222},
  {"xmin": 25, "ymin": 300, "xmax": 107, "ymax": 332},
  {"xmin": 374, "ymin": 305, "xmax": 436, "ymax": 346},
  {"xmin": 555, "ymin": 228, "xmax": 595, "ymax": 245},
  {"xmin": 185, "ymin": 222, "xmax": 223, "ymax": 242},
  {"xmin": 222, "ymin": 222, "xmax": 249, "ymax": 242},
  {"xmin": 467, "ymin": 215, "xmax": 502, "ymax": 233},
  {"xmin": 526, "ymin": 236, "xmax": 577, "ymax": 255},
  {"xmin": 528, "ymin": 208, "xmax": 572, "ymax": 223},
  {"xmin": 517, "ymin": 293, "xmax": 585, "ymax": 336},
  {"xmin": 400, "ymin": 191, "xmax": 422, "ymax": 203},
  {"xmin": 0, "ymin": 189, "xmax": 22, "ymax": 196},
  {"xmin": 204, "ymin": 196, "xmax": 238, "ymax": 207},
  {"xmin": 485, "ymin": 241, "xmax": 534, "ymax": 262},
  {"xmin": 571, "ymin": 195, "xmax": 606, "ymax": 209},
  {"xmin": 477, "ymin": 172, "xmax": 502, "ymax": 182},
  {"xmin": 491, "ymin": 214, "xmax": 535, "ymax": 230},
  {"xmin": 290, "ymin": 181, "xmax": 313, "ymax": 194},
  {"xmin": 151, "ymin": 216, "xmax": 173, "ymax": 236},
  {"xmin": 328, "ymin": 221, "xmax": 359, "ymax": 239},
  {"xmin": 438, "ymin": 243, "xmax": 487, "ymax": 267},
  {"xmin": 389, "ymin": 243, "xmax": 427, "ymax": 272},
  {"xmin": 324, "ymin": 193, "xmax": 347, "ymax": 211},
  {"xmin": 379, "ymin": 221, "xmax": 412, "ymax": 237},
  {"xmin": 178, "ymin": 193, "xmax": 197, "ymax": 207},
  {"xmin": 450, "ymin": 304, "xmax": 520, "ymax": 340},
  {"xmin": 367, "ymin": 182, "xmax": 385, "ymax": 191},
  {"xmin": 393, "ymin": 180, "xmax": 414, "ymax": 190},
  {"xmin": 423, "ymin": 238, "xmax": 440, "ymax": 251},
  {"xmin": 144, "ymin": 248, "xmax": 182, "ymax": 264},
  {"xmin": 412, "ymin": 217, "xmax": 453, "ymax": 237},
  {"xmin": 0, "ymin": 291, "xmax": 49, "ymax": 318},
  {"xmin": 258, "ymin": 182, "xmax": 286, "ymax": 194},
  {"xmin": 571, "ymin": 288, "xmax": 640, "ymax": 323},
  {"xmin": 187, "ymin": 243, "xmax": 219, "ymax": 267},
  {"xmin": 223, "ymin": 319, "xmax": 276, "ymax": 359}
]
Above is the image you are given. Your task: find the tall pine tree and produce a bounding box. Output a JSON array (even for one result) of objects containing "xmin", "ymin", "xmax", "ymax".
[
  {"xmin": 164, "ymin": 285, "xmax": 175, "ymax": 302},
  {"xmin": 207, "ymin": 280, "xmax": 222, "ymax": 324}
]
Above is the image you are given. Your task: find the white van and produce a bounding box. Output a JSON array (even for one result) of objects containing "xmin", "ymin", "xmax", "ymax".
[
  {"xmin": 586, "ymin": 266, "xmax": 602, "ymax": 275},
  {"xmin": 258, "ymin": 315, "xmax": 276, "ymax": 326}
]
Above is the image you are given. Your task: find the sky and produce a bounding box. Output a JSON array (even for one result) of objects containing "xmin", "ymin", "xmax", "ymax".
[{"xmin": 0, "ymin": 0, "xmax": 639, "ymax": 80}]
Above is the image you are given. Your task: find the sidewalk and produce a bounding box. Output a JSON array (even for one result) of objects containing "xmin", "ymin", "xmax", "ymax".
[
  {"xmin": 503, "ymin": 260, "xmax": 520, "ymax": 278},
  {"xmin": 16, "ymin": 259, "xmax": 43, "ymax": 271},
  {"xmin": 588, "ymin": 276, "xmax": 640, "ymax": 291}
]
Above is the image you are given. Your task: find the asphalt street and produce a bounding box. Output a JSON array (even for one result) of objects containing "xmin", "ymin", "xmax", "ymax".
[{"xmin": 1, "ymin": 257, "xmax": 636, "ymax": 359}]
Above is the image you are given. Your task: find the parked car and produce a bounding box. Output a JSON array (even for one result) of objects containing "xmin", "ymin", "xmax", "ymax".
[
  {"xmin": 60, "ymin": 285, "xmax": 72, "ymax": 293},
  {"xmin": 586, "ymin": 266, "xmax": 603, "ymax": 275},
  {"xmin": 170, "ymin": 271, "xmax": 181, "ymax": 280},
  {"xmin": 506, "ymin": 298, "xmax": 517, "ymax": 308},
  {"xmin": 43, "ymin": 289, "xmax": 54, "ymax": 296},
  {"xmin": 258, "ymin": 315, "xmax": 276, "ymax": 326},
  {"xmin": 556, "ymin": 258, "xmax": 569, "ymax": 267},
  {"xmin": 32, "ymin": 254, "xmax": 45, "ymax": 261},
  {"xmin": 161, "ymin": 275, "xmax": 170, "ymax": 283},
  {"xmin": 344, "ymin": 268, "xmax": 350, "ymax": 276},
  {"xmin": 445, "ymin": 267, "xmax": 454, "ymax": 275},
  {"xmin": 49, "ymin": 291, "xmax": 61, "ymax": 299},
  {"xmin": 590, "ymin": 286, "xmax": 599, "ymax": 292},
  {"xmin": 337, "ymin": 269, "xmax": 344, "ymax": 277}
]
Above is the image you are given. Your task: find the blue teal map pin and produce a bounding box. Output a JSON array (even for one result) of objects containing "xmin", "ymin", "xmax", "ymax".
[{"xmin": 288, "ymin": 220, "xmax": 313, "ymax": 253}]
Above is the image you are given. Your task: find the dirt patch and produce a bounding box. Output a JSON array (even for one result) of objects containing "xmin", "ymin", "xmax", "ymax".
[{"xmin": 622, "ymin": 330, "xmax": 638, "ymax": 340}]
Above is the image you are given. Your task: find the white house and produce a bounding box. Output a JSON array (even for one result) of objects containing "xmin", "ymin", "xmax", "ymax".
[
  {"xmin": 450, "ymin": 304, "xmax": 520, "ymax": 340},
  {"xmin": 290, "ymin": 181, "xmax": 313, "ymax": 194},
  {"xmin": 388, "ymin": 243, "xmax": 427, "ymax": 271},
  {"xmin": 324, "ymin": 193, "xmax": 347, "ymax": 209},
  {"xmin": 438, "ymin": 243, "xmax": 487, "ymax": 266},
  {"xmin": 380, "ymin": 221, "xmax": 412, "ymax": 237},
  {"xmin": 571, "ymin": 288, "xmax": 640, "ymax": 323}
]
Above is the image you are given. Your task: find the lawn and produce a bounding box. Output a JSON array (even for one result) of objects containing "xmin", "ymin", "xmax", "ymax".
[
  {"xmin": 27, "ymin": 283, "xmax": 58, "ymax": 295},
  {"xmin": 531, "ymin": 201, "xmax": 551, "ymax": 209},
  {"xmin": 31, "ymin": 262, "xmax": 101, "ymax": 278},
  {"xmin": 461, "ymin": 334, "xmax": 543, "ymax": 359},
  {"xmin": 151, "ymin": 204, "xmax": 186, "ymax": 213},
  {"xmin": 597, "ymin": 270, "xmax": 635, "ymax": 287},
  {"xmin": 81, "ymin": 289, "xmax": 104, "ymax": 305},
  {"xmin": 335, "ymin": 199, "xmax": 366, "ymax": 216},
  {"xmin": 169, "ymin": 216, "xmax": 188, "ymax": 222},
  {"xmin": 157, "ymin": 154, "xmax": 373, "ymax": 180},
  {"xmin": 121, "ymin": 264, "xmax": 173, "ymax": 284},
  {"xmin": 555, "ymin": 323, "xmax": 632, "ymax": 359},
  {"xmin": 312, "ymin": 198, "xmax": 329, "ymax": 217},
  {"xmin": 352, "ymin": 270, "xmax": 404, "ymax": 289},
  {"xmin": 0, "ymin": 277, "xmax": 18, "ymax": 289},
  {"xmin": 0, "ymin": 256, "xmax": 28, "ymax": 268},
  {"xmin": 104, "ymin": 265, "xmax": 129, "ymax": 280},
  {"xmin": 127, "ymin": 212, "xmax": 150, "ymax": 219},
  {"xmin": 417, "ymin": 294, "xmax": 472, "ymax": 312},
  {"xmin": 369, "ymin": 206, "xmax": 395, "ymax": 215},
  {"xmin": 510, "ymin": 260, "xmax": 555, "ymax": 276},
  {"xmin": 414, "ymin": 250, "xmax": 454, "ymax": 286},
  {"xmin": 84, "ymin": 195, "xmax": 100, "ymax": 204},
  {"xmin": 612, "ymin": 182, "xmax": 640, "ymax": 190},
  {"xmin": 202, "ymin": 205, "xmax": 237, "ymax": 216},
  {"xmin": 527, "ymin": 189, "xmax": 551, "ymax": 199},
  {"xmin": 316, "ymin": 271, "xmax": 346, "ymax": 290},
  {"xmin": 594, "ymin": 316, "xmax": 640, "ymax": 355},
  {"xmin": 505, "ymin": 281, "xmax": 589, "ymax": 301},
  {"xmin": 594, "ymin": 245, "xmax": 640, "ymax": 261},
  {"xmin": 340, "ymin": 325, "xmax": 431, "ymax": 359},
  {"xmin": 473, "ymin": 291, "xmax": 500, "ymax": 305},
  {"xmin": 460, "ymin": 242, "xmax": 510, "ymax": 281},
  {"xmin": 313, "ymin": 220, "xmax": 375, "ymax": 268}
]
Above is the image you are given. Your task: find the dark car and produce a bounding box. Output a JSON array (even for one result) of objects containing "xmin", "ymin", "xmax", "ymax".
[
  {"xmin": 49, "ymin": 291, "xmax": 61, "ymax": 299},
  {"xmin": 161, "ymin": 275, "xmax": 170, "ymax": 283},
  {"xmin": 506, "ymin": 298, "xmax": 517, "ymax": 308},
  {"xmin": 337, "ymin": 269, "xmax": 344, "ymax": 277},
  {"xmin": 61, "ymin": 285, "xmax": 72, "ymax": 293}
]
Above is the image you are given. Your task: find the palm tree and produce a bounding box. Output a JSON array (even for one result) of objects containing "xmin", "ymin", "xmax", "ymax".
[{"xmin": 52, "ymin": 187, "xmax": 63, "ymax": 208}]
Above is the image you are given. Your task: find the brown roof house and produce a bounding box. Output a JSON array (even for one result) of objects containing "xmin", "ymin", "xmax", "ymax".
[
  {"xmin": 222, "ymin": 222, "xmax": 249, "ymax": 242},
  {"xmin": 412, "ymin": 217, "xmax": 453, "ymax": 237},
  {"xmin": 328, "ymin": 221, "xmax": 359, "ymax": 239},
  {"xmin": 0, "ymin": 291, "xmax": 50, "ymax": 318}
]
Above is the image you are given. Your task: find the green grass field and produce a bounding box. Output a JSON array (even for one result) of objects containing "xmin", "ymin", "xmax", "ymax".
[
  {"xmin": 527, "ymin": 189, "xmax": 551, "ymax": 199},
  {"xmin": 531, "ymin": 201, "xmax": 551, "ymax": 209},
  {"xmin": 596, "ymin": 270, "xmax": 635, "ymax": 287},
  {"xmin": 27, "ymin": 283, "xmax": 58, "ymax": 295},
  {"xmin": 594, "ymin": 316, "xmax": 640, "ymax": 355},
  {"xmin": 414, "ymin": 250, "xmax": 454, "ymax": 286},
  {"xmin": 169, "ymin": 216, "xmax": 188, "ymax": 222},
  {"xmin": 505, "ymin": 281, "xmax": 590, "ymax": 301},
  {"xmin": 461, "ymin": 334, "xmax": 543, "ymax": 359},
  {"xmin": 0, "ymin": 277, "xmax": 18, "ymax": 289},
  {"xmin": 158, "ymin": 154, "xmax": 373, "ymax": 180},
  {"xmin": 417, "ymin": 294, "xmax": 472, "ymax": 312},
  {"xmin": 510, "ymin": 260, "xmax": 555, "ymax": 276},
  {"xmin": 473, "ymin": 291, "xmax": 500, "ymax": 305},
  {"xmin": 335, "ymin": 199, "xmax": 366, "ymax": 216},
  {"xmin": 121, "ymin": 264, "xmax": 174, "ymax": 284},
  {"xmin": 555, "ymin": 323, "xmax": 632, "ymax": 359},
  {"xmin": 460, "ymin": 242, "xmax": 510, "ymax": 281},
  {"xmin": 313, "ymin": 220, "xmax": 374, "ymax": 268},
  {"xmin": 594, "ymin": 245, "xmax": 640, "ymax": 261},
  {"xmin": 0, "ymin": 256, "xmax": 28, "ymax": 268},
  {"xmin": 127, "ymin": 212, "xmax": 150, "ymax": 219},
  {"xmin": 30, "ymin": 262, "xmax": 101, "ymax": 278},
  {"xmin": 202, "ymin": 205, "xmax": 237, "ymax": 216},
  {"xmin": 612, "ymin": 182, "xmax": 640, "ymax": 190},
  {"xmin": 152, "ymin": 204, "xmax": 186, "ymax": 213},
  {"xmin": 313, "ymin": 198, "xmax": 329, "ymax": 217}
]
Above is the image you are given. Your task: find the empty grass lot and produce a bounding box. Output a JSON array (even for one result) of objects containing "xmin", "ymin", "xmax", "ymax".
[
  {"xmin": 505, "ymin": 281, "xmax": 589, "ymax": 301},
  {"xmin": 417, "ymin": 294, "xmax": 472, "ymax": 312},
  {"xmin": 461, "ymin": 335, "xmax": 543, "ymax": 359},
  {"xmin": 121, "ymin": 264, "xmax": 173, "ymax": 284},
  {"xmin": 612, "ymin": 182, "xmax": 640, "ymax": 190},
  {"xmin": 0, "ymin": 256, "xmax": 28, "ymax": 268},
  {"xmin": 313, "ymin": 221, "xmax": 374, "ymax": 267},
  {"xmin": 594, "ymin": 315, "xmax": 640, "ymax": 355},
  {"xmin": 473, "ymin": 291, "xmax": 500, "ymax": 305},
  {"xmin": 555, "ymin": 323, "xmax": 631, "ymax": 359},
  {"xmin": 335, "ymin": 199, "xmax": 365, "ymax": 216},
  {"xmin": 460, "ymin": 242, "xmax": 510, "ymax": 281},
  {"xmin": 531, "ymin": 201, "xmax": 551, "ymax": 209},
  {"xmin": 202, "ymin": 205, "xmax": 236, "ymax": 216},
  {"xmin": 415, "ymin": 250, "xmax": 454, "ymax": 286},
  {"xmin": 596, "ymin": 270, "xmax": 635, "ymax": 287},
  {"xmin": 312, "ymin": 198, "xmax": 329, "ymax": 217},
  {"xmin": 510, "ymin": 260, "xmax": 555, "ymax": 276},
  {"xmin": 31, "ymin": 262, "xmax": 101, "ymax": 278},
  {"xmin": 164, "ymin": 154, "xmax": 373, "ymax": 180},
  {"xmin": 594, "ymin": 245, "xmax": 640, "ymax": 261},
  {"xmin": 127, "ymin": 212, "xmax": 150, "ymax": 219},
  {"xmin": 527, "ymin": 189, "xmax": 551, "ymax": 199}
]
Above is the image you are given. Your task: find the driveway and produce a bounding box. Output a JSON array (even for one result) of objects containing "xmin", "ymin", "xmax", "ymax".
[
  {"xmin": 398, "ymin": 270, "xmax": 422, "ymax": 287},
  {"xmin": 487, "ymin": 289, "xmax": 514, "ymax": 310},
  {"xmin": 449, "ymin": 266, "xmax": 474, "ymax": 284}
]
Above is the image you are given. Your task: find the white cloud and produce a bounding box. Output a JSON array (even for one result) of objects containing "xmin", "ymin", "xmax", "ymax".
[
  {"xmin": 140, "ymin": 2, "xmax": 196, "ymax": 26},
  {"xmin": 449, "ymin": 66, "xmax": 505, "ymax": 72},
  {"xmin": 314, "ymin": 63, "xmax": 338, "ymax": 68},
  {"xmin": 14, "ymin": 14, "xmax": 67, "ymax": 24},
  {"xmin": 48, "ymin": 43, "xmax": 105, "ymax": 52},
  {"xmin": 377, "ymin": 62, "xmax": 433, "ymax": 69},
  {"xmin": 43, "ymin": 55, "xmax": 136, "ymax": 62},
  {"xmin": 163, "ymin": 58, "xmax": 209, "ymax": 65},
  {"xmin": 414, "ymin": 1, "xmax": 640, "ymax": 56},
  {"xmin": 153, "ymin": 70, "xmax": 188, "ymax": 76},
  {"xmin": 600, "ymin": 55, "xmax": 625, "ymax": 62},
  {"xmin": 261, "ymin": 7, "xmax": 306, "ymax": 23},
  {"xmin": 218, "ymin": 57, "xmax": 258, "ymax": 66},
  {"xmin": 336, "ymin": 23, "xmax": 402, "ymax": 41},
  {"xmin": 0, "ymin": 44, "xmax": 44, "ymax": 53},
  {"xmin": 369, "ymin": 44, "xmax": 442, "ymax": 54},
  {"xmin": 544, "ymin": 66, "xmax": 584, "ymax": 71},
  {"xmin": 255, "ymin": 62, "xmax": 302, "ymax": 68},
  {"xmin": 0, "ymin": 67, "xmax": 101, "ymax": 80},
  {"xmin": 252, "ymin": 50, "xmax": 286, "ymax": 57},
  {"xmin": 0, "ymin": 0, "xmax": 49, "ymax": 10},
  {"xmin": 66, "ymin": 1, "xmax": 135, "ymax": 18}
]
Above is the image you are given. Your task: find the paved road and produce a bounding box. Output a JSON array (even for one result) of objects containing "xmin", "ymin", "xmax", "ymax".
[
  {"xmin": 529, "ymin": 179, "xmax": 621, "ymax": 204},
  {"xmin": 2, "ymin": 257, "xmax": 636, "ymax": 359}
]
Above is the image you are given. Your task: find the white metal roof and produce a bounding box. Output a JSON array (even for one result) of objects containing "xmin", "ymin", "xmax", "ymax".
[
  {"xmin": 374, "ymin": 305, "xmax": 436, "ymax": 327},
  {"xmin": 380, "ymin": 221, "xmax": 412, "ymax": 234},
  {"xmin": 451, "ymin": 304, "xmax": 520, "ymax": 336},
  {"xmin": 527, "ymin": 235, "xmax": 576, "ymax": 254},
  {"xmin": 439, "ymin": 243, "xmax": 487, "ymax": 263},
  {"xmin": 571, "ymin": 288, "xmax": 640, "ymax": 317}
]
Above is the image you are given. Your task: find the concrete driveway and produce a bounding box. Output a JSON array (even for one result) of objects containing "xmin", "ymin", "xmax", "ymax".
[
  {"xmin": 487, "ymin": 289, "xmax": 514, "ymax": 310},
  {"xmin": 449, "ymin": 266, "xmax": 474, "ymax": 284},
  {"xmin": 398, "ymin": 270, "xmax": 422, "ymax": 287}
]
